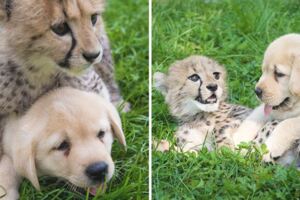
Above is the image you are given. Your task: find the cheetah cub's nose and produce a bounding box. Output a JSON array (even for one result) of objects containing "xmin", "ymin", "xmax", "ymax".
[
  {"xmin": 206, "ymin": 84, "xmax": 218, "ymax": 92},
  {"xmin": 83, "ymin": 51, "xmax": 101, "ymax": 63}
]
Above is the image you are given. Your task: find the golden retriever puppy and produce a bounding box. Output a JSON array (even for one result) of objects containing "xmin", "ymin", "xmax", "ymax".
[
  {"xmin": 0, "ymin": 87, "xmax": 126, "ymax": 199},
  {"xmin": 233, "ymin": 33, "xmax": 300, "ymax": 163}
]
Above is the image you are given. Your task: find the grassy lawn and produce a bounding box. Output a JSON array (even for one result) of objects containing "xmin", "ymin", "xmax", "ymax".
[
  {"xmin": 152, "ymin": 0, "xmax": 300, "ymax": 199},
  {"xmin": 19, "ymin": 0, "xmax": 149, "ymax": 199}
]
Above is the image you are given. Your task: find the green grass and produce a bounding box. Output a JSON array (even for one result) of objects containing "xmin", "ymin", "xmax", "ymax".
[
  {"xmin": 152, "ymin": 0, "xmax": 300, "ymax": 199},
  {"xmin": 19, "ymin": 0, "xmax": 148, "ymax": 199}
]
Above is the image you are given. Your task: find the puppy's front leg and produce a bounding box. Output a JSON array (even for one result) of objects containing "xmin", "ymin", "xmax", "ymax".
[
  {"xmin": 233, "ymin": 105, "xmax": 269, "ymax": 146},
  {"xmin": 263, "ymin": 117, "xmax": 300, "ymax": 162},
  {"xmin": 0, "ymin": 155, "xmax": 20, "ymax": 200}
]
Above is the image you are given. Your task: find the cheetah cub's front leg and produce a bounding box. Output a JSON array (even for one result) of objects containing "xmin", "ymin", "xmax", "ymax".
[{"xmin": 175, "ymin": 125, "xmax": 214, "ymax": 152}]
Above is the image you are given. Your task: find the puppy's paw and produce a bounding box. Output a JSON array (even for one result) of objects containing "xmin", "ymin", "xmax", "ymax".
[
  {"xmin": 153, "ymin": 140, "xmax": 170, "ymax": 152},
  {"xmin": 263, "ymin": 141, "xmax": 284, "ymax": 163},
  {"xmin": 0, "ymin": 185, "xmax": 6, "ymax": 199},
  {"xmin": 0, "ymin": 187, "xmax": 19, "ymax": 200}
]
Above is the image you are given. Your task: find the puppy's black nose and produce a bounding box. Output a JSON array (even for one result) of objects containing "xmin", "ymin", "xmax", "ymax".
[
  {"xmin": 206, "ymin": 84, "xmax": 218, "ymax": 92},
  {"xmin": 82, "ymin": 51, "xmax": 100, "ymax": 62},
  {"xmin": 255, "ymin": 87, "xmax": 263, "ymax": 98},
  {"xmin": 85, "ymin": 162, "xmax": 108, "ymax": 182}
]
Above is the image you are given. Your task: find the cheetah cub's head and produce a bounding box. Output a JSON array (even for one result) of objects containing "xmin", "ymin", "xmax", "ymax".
[
  {"xmin": 154, "ymin": 55, "xmax": 227, "ymax": 120},
  {"xmin": 0, "ymin": 0, "xmax": 105, "ymax": 74}
]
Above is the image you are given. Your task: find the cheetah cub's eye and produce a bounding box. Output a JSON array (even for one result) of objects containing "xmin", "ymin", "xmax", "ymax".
[
  {"xmin": 98, "ymin": 130, "xmax": 105, "ymax": 139},
  {"xmin": 188, "ymin": 74, "xmax": 200, "ymax": 82},
  {"xmin": 213, "ymin": 72, "xmax": 220, "ymax": 80},
  {"xmin": 51, "ymin": 22, "xmax": 70, "ymax": 36},
  {"xmin": 91, "ymin": 14, "xmax": 98, "ymax": 26}
]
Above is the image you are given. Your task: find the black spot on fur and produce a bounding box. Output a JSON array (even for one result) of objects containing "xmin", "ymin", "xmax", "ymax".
[
  {"xmin": 259, "ymin": 138, "xmax": 263, "ymax": 143},
  {"xmin": 183, "ymin": 130, "xmax": 189, "ymax": 134},
  {"xmin": 272, "ymin": 121, "xmax": 278, "ymax": 126},
  {"xmin": 261, "ymin": 128, "xmax": 265, "ymax": 132},
  {"xmin": 271, "ymin": 154, "xmax": 280, "ymax": 161},
  {"xmin": 206, "ymin": 121, "xmax": 211, "ymax": 126},
  {"xmin": 254, "ymin": 134, "xmax": 258, "ymax": 139},
  {"xmin": 219, "ymin": 125, "xmax": 229, "ymax": 135},
  {"xmin": 3, "ymin": 82, "xmax": 9, "ymax": 87},
  {"xmin": 216, "ymin": 137, "xmax": 226, "ymax": 143},
  {"xmin": 16, "ymin": 79, "xmax": 23, "ymax": 86},
  {"xmin": 31, "ymin": 34, "xmax": 44, "ymax": 41},
  {"xmin": 21, "ymin": 90, "xmax": 28, "ymax": 97},
  {"xmin": 16, "ymin": 71, "xmax": 23, "ymax": 77},
  {"xmin": 5, "ymin": 0, "xmax": 13, "ymax": 20},
  {"xmin": 29, "ymin": 84, "xmax": 36, "ymax": 90},
  {"xmin": 266, "ymin": 131, "xmax": 270, "ymax": 137}
]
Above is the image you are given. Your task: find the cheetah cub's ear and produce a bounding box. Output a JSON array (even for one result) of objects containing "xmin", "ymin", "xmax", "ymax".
[{"xmin": 154, "ymin": 72, "xmax": 168, "ymax": 96}]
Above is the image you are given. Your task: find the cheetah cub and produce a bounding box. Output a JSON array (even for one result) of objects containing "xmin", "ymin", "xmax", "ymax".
[{"xmin": 154, "ymin": 55, "xmax": 251, "ymax": 152}]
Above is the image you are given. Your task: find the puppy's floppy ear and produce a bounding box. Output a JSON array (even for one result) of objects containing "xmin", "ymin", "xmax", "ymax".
[
  {"xmin": 289, "ymin": 54, "xmax": 300, "ymax": 96},
  {"xmin": 12, "ymin": 134, "xmax": 40, "ymax": 190},
  {"xmin": 153, "ymin": 72, "xmax": 168, "ymax": 96},
  {"xmin": 106, "ymin": 102, "xmax": 126, "ymax": 149}
]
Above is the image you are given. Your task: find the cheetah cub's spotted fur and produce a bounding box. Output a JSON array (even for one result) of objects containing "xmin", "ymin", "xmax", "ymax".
[{"xmin": 154, "ymin": 55, "xmax": 252, "ymax": 152}]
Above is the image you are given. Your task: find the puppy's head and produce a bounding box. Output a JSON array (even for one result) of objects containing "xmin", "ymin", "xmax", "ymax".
[
  {"xmin": 8, "ymin": 88, "xmax": 126, "ymax": 194},
  {"xmin": 255, "ymin": 34, "xmax": 300, "ymax": 117},
  {"xmin": 154, "ymin": 55, "xmax": 227, "ymax": 120}
]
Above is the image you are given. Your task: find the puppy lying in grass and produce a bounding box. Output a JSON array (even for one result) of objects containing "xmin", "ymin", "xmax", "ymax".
[
  {"xmin": 0, "ymin": 87, "xmax": 126, "ymax": 200},
  {"xmin": 233, "ymin": 33, "xmax": 300, "ymax": 165}
]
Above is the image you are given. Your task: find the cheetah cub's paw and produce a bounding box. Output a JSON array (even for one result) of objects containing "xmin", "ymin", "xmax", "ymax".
[{"xmin": 153, "ymin": 140, "xmax": 170, "ymax": 152}]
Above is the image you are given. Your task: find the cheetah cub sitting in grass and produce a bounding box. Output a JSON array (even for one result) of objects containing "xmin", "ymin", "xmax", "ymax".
[{"xmin": 154, "ymin": 55, "xmax": 252, "ymax": 152}]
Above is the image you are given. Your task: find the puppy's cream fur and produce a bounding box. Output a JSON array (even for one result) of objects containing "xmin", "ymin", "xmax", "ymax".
[
  {"xmin": 0, "ymin": 87, "xmax": 126, "ymax": 199},
  {"xmin": 233, "ymin": 33, "xmax": 300, "ymax": 162}
]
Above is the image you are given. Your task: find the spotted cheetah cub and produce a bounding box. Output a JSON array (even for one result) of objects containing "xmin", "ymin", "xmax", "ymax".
[{"xmin": 154, "ymin": 55, "xmax": 251, "ymax": 152}]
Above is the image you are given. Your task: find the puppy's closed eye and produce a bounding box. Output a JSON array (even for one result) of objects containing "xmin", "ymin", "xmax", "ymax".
[
  {"xmin": 55, "ymin": 140, "xmax": 71, "ymax": 151},
  {"xmin": 274, "ymin": 65, "xmax": 286, "ymax": 79},
  {"xmin": 55, "ymin": 140, "xmax": 71, "ymax": 156}
]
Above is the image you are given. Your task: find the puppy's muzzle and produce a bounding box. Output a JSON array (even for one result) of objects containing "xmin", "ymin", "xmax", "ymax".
[{"xmin": 85, "ymin": 162, "xmax": 108, "ymax": 183}]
